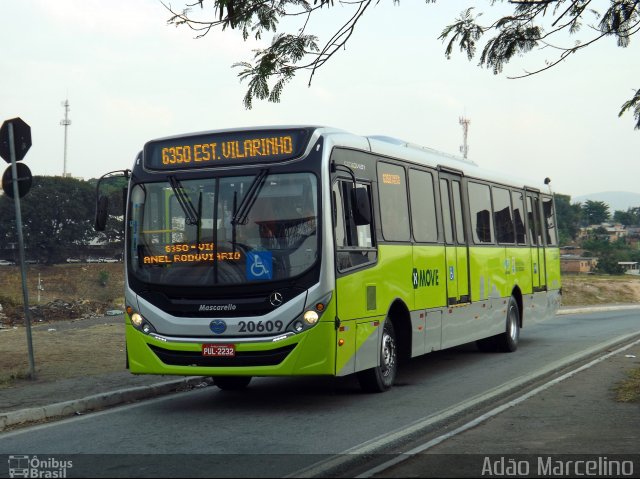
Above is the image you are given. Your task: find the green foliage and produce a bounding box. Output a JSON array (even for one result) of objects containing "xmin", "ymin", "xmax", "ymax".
[
  {"xmin": 234, "ymin": 33, "xmax": 319, "ymax": 109},
  {"xmin": 163, "ymin": 0, "xmax": 436, "ymax": 109},
  {"xmin": 0, "ymin": 294, "xmax": 18, "ymax": 308},
  {"xmin": 595, "ymin": 253, "xmax": 626, "ymax": 275},
  {"xmin": 583, "ymin": 237, "xmax": 635, "ymax": 275},
  {"xmin": 581, "ymin": 200, "xmax": 610, "ymax": 226},
  {"xmin": 619, "ymin": 88, "xmax": 640, "ymax": 128},
  {"xmin": 99, "ymin": 270, "xmax": 109, "ymax": 287},
  {"xmin": 613, "ymin": 206, "xmax": 640, "ymax": 226},
  {"xmin": 0, "ymin": 176, "xmax": 95, "ymax": 264},
  {"xmin": 440, "ymin": 1, "xmax": 640, "ymax": 129},
  {"xmin": 164, "ymin": 1, "xmax": 639, "ymax": 127}
]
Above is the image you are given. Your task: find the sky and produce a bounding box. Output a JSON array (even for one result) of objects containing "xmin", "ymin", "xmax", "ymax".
[{"xmin": 1, "ymin": 0, "xmax": 639, "ymax": 201}]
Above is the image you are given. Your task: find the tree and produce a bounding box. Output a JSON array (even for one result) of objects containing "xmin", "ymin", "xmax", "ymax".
[
  {"xmin": 582, "ymin": 200, "xmax": 610, "ymax": 225},
  {"xmin": 582, "ymin": 236, "xmax": 627, "ymax": 275},
  {"xmin": 440, "ymin": 1, "xmax": 640, "ymax": 129},
  {"xmin": 613, "ymin": 206, "xmax": 640, "ymax": 225},
  {"xmin": 164, "ymin": 1, "xmax": 640, "ymax": 128},
  {"xmin": 0, "ymin": 176, "xmax": 95, "ymax": 264}
]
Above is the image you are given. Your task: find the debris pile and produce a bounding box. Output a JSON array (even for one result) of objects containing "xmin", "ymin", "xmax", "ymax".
[{"xmin": 1, "ymin": 299, "xmax": 106, "ymax": 326}]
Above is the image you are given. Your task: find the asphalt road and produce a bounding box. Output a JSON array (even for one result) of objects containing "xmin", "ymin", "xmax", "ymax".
[{"xmin": 0, "ymin": 309, "xmax": 639, "ymax": 477}]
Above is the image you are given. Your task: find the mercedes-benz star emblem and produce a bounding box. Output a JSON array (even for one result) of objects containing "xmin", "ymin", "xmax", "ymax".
[{"xmin": 269, "ymin": 292, "xmax": 283, "ymax": 307}]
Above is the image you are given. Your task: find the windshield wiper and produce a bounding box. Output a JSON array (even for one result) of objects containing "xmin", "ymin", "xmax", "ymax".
[
  {"xmin": 231, "ymin": 169, "xmax": 268, "ymax": 226},
  {"xmin": 168, "ymin": 176, "xmax": 200, "ymax": 226}
]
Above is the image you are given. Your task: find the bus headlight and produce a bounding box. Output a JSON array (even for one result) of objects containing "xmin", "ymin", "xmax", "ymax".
[
  {"xmin": 131, "ymin": 313, "xmax": 144, "ymax": 327},
  {"xmin": 303, "ymin": 310, "xmax": 319, "ymax": 325},
  {"xmin": 128, "ymin": 309, "xmax": 157, "ymax": 335},
  {"xmin": 286, "ymin": 292, "xmax": 333, "ymax": 334}
]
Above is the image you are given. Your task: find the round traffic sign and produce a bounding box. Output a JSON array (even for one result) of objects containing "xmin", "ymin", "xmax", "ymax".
[
  {"xmin": 2, "ymin": 163, "xmax": 33, "ymax": 198},
  {"xmin": 0, "ymin": 118, "xmax": 32, "ymax": 163}
]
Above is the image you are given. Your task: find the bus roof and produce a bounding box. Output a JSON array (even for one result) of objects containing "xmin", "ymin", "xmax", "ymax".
[
  {"xmin": 316, "ymin": 127, "xmax": 552, "ymax": 193},
  {"xmin": 143, "ymin": 125, "xmax": 552, "ymax": 192}
]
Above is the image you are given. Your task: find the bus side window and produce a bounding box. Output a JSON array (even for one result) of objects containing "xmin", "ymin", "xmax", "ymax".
[
  {"xmin": 468, "ymin": 182, "xmax": 494, "ymax": 244},
  {"xmin": 527, "ymin": 196, "xmax": 543, "ymax": 245},
  {"xmin": 493, "ymin": 187, "xmax": 515, "ymax": 244},
  {"xmin": 439, "ymin": 179, "xmax": 454, "ymax": 244},
  {"xmin": 476, "ymin": 210, "xmax": 492, "ymax": 243},
  {"xmin": 333, "ymin": 181, "xmax": 376, "ymax": 271},
  {"xmin": 377, "ymin": 162, "xmax": 410, "ymax": 242},
  {"xmin": 333, "ymin": 187, "xmax": 347, "ymax": 248},
  {"xmin": 409, "ymin": 169, "xmax": 438, "ymax": 243},
  {"xmin": 512, "ymin": 191, "xmax": 527, "ymax": 244},
  {"xmin": 542, "ymin": 196, "xmax": 558, "ymax": 246}
]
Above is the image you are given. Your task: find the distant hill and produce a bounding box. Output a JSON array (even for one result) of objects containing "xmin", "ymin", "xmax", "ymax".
[{"xmin": 572, "ymin": 191, "xmax": 640, "ymax": 212}]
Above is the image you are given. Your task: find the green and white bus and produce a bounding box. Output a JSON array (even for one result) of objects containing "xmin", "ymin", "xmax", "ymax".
[{"xmin": 96, "ymin": 126, "xmax": 561, "ymax": 392}]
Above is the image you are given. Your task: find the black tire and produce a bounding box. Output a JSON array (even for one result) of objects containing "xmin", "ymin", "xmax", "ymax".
[
  {"xmin": 357, "ymin": 320, "xmax": 398, "ymax": 393},
  {"xmin": 496, "ymin": 296, "xmax": 520, "ymax": 352},
  {"xmin": 214, "ymin": 376, "xmax": 252, "ymax": 391}
]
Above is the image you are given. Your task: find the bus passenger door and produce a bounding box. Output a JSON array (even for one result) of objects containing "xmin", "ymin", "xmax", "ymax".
[
  {"xmin": 439, "ymin": 173, "xmax": 470, "ymax": 304},
  {"xmin": 526, "ymin": 192, "xmax": 547, "ymax": 291}
]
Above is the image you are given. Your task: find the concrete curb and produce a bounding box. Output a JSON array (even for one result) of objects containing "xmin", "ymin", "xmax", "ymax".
[
  {"xmin": 0, "ymin": 376, "xmax": 211, "ymax": 431},
  {"xmin": 558, "ymin": 304, "xmax": 640, "ymax": 315}
]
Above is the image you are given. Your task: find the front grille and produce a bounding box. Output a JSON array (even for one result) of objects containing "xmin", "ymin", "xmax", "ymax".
[{"xmin": 148, "ymin": 344, "xmax": 297, "ymax": 367}]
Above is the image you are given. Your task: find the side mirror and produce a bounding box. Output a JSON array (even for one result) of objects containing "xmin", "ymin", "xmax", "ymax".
[
  {"xmin": 93, "ymin": 169, "xmax": 130, "ymax": 231},
  {"xmin": 351, "ymin": 187, "xmax": 372, "ymax": 226},
  {"xmin": 95, "ymin": 195, "xmax": 109, "ymax": 231}
]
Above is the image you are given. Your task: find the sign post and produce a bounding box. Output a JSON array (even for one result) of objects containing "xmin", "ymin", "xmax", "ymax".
[{"xmin": 0, "ymin": 118, "xmax": 35, "ymax": 379}]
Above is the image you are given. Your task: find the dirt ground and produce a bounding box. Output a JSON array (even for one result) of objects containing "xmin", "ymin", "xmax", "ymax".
[
  {"xmin": 560, "ymin": 274, "xmax": 640, "ymax": 306},
  {"xmin": 0, "ymin": 317, "xmax": 125, "ymax": 386},
  {"xmin": 1, "ymin": 265, "xmax": 640, "ymax": 389},
  {"xmin": 0, "ymin": 264, "xmax": 126, "ymax": 386}
]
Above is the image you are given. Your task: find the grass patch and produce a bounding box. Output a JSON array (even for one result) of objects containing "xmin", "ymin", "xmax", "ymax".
[
  {"xmin": 615, "ymin": 367, "xmax": 640, "ymax": 403},
  {"xmin": 0, "ymin": 368, "xmax": 35, "ymax": 386}
]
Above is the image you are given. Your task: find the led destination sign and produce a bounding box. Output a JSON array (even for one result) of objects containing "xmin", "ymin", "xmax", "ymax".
[
  {"xmin": 142, "ymin": 243, "xmax": 243, "ymax": 265},
  {"xmin": 144, "ymin": 129, "xmax": 311, "ymax": 170}
]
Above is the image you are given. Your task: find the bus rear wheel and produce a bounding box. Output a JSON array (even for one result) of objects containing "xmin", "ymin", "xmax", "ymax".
[
  {"xmin": 496, "ymin": 296, "xmax": 520, "ymax": 352},
  {"xmin": 214, "ymin": 376, "xmax": 252, "ymax": 391},
  {"xmin": 357, "ymin": 319, "xmax": 398, "ymax": 393},
  {"xmin": 476, "ymin": 296, "xmax": 520, "ymax": 353}
]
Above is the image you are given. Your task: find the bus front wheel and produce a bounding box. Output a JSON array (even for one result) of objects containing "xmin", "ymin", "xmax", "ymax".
[
  {"xmin": 214, "ymin": 376, "xmax": 252, "ymax": 391},
  {"xmin": 357, "ymin": 320, "xmax": 398, "ymax": 393}
]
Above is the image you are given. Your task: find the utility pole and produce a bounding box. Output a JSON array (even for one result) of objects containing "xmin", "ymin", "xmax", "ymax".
[
  {"xmin": 60, "ymin": 99, "xmax": 72, "ymax": 177},
  {"xmin": 459, "ymin": 116, "xmax": 470, "ymax": 160}
]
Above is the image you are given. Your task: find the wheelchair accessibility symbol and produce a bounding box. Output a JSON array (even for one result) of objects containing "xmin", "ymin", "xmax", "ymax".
[{"xmin": 247, "ymin": 252, "xmax": 273, "ymax": 280}]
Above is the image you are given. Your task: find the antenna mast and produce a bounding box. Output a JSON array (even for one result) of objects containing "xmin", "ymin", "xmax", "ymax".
[
  {"xmin": 459, "ymin": 116, "xmax": 470, "ymax": 160},
  {"xmin": 60, "ymin": 99, "xmax": 72, "ymax": 177}
]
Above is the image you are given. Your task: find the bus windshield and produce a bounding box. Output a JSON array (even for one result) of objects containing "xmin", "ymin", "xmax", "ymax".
[{"xmin": 129, "ymin": 172, "xmax": 318, "ymax": 286}]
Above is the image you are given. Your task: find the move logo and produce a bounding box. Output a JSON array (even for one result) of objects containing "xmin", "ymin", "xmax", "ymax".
[{"xmin": 412, "ymin": 267, "xmax": 440, "ymax": 289}]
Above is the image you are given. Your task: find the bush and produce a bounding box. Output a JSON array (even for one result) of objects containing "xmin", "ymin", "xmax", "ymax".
[{"xmin": 98, "ymin": 271, "xmax": 109, "ymax": 287}]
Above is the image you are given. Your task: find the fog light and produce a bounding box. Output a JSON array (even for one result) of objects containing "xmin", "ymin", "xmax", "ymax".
[
  {"xmin": 142, "ymin": 323, "xmax": 151, "ymax": 334},
  {"xmin": 303, "ymin": 310, "xmax": 319, "ymax": 325},
  {"xmin": 294, "ymin": 321, "xmax": 304, "ymax": 332},
  {"xmin": 131, "ymin": 313, "xmax": 143, "ymax": 327}
]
